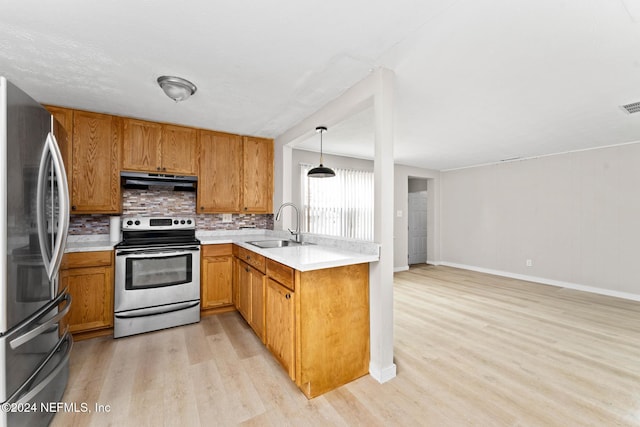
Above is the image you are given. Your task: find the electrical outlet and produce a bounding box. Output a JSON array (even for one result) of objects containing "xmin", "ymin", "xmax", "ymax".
[
  {"xmin": 221, "ymin": 213, "xmax": 233, "ymax": 223},
  {"xmin": 396, "ymin": 210, "xmax": 403, "ymax": 217},
  {"xmin": 526, "ymin": 259, "xmax": 533, "ymax": 267}
]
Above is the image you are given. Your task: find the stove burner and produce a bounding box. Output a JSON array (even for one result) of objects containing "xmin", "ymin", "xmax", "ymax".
[{"xmin": 116, "ymin": 216, "xmax": 199, "ymax": 249}]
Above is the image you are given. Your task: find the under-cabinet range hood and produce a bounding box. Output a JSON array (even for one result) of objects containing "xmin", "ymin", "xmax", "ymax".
[{"xmin": 121, "ymin": 171, "xmax": 197, "ymax": 190}]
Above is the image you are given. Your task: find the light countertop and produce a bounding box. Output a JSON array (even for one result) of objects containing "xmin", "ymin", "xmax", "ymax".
[
  {"xmin": 232, "ymin": 241, "xmax": 378, "ymax": 271},
  {"xmin": 64, "ymin": 230, "xmax": 380, "ymax": 271},
  {"xmin": 65, "ymin": 235, "xmax": 115, "ymax": 253},
  {"xmin": 198, "ymin": 230, "xmax": 380, "ymax": 272}
]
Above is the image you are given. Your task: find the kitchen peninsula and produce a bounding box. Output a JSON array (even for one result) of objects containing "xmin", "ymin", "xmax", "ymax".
[
  {"xmin": 196, "ymin": 230, "xmax": 380, "ymax": 398},
  {"xmin": 64, "ymin": 230, "xmax": 380, "ymax": 398}
]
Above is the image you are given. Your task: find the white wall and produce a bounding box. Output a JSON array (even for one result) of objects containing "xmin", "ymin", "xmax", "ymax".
[{"xmin": 441, "ymin": 142, "xmax": 640, "ymax": 299}]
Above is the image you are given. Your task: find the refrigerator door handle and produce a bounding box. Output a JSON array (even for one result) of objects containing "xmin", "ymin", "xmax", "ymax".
[
  {"xmin": 7, "ymin": 329, "xmax": 73, "ymax": 405},
  {"xmin": 48, "ymin": 131, "xmax": 70, "ymax": 283},
  {"xmin": 9, "ymin": 291, "xmax": 71, "ymax": 350},
  {"xmin": 36, "ymin": 132, "xmax": 70, "ymax": 283}
]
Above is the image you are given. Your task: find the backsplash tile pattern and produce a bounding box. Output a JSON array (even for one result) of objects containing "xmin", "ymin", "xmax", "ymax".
[
  {"xmin": 196, "ymin": 213, "xmax": 273, "ymax": 230},
  {"xmin": 122, "ymin": 187, "xmax": 195, "ymax": 216},
  {"xmin": 68, "ymin": 187, "xmax": 274, "ymax": 234},
  {"xmin": 69, "ymin": 215, "xmax": 110, "ymax": 235}
]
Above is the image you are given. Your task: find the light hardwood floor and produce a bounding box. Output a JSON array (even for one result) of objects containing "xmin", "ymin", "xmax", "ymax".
[{"xmin": 51, "ymin": 265, "xmax": 640, "ymax": 426}]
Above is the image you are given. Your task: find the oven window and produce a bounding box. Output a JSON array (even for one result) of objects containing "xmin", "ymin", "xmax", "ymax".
[{"xmin": 125, "ymin": 254, "xmax": 192, "ymax": 290}]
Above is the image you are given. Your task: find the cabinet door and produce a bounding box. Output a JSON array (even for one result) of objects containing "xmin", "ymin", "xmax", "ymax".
[
  {"xmin": 60, "ymin": 265, "xmax": 113, "ymax": 333},
  {"xmin": 198, "ymin": 130, "xmax": 242, "ymax": 213},
  {"xmin": 249, "ymin": 267, "xmax": 265, "ymax": 341},
  {"xmin": 242, "ymin": 136, "xmax": 273, "ymax": 213},
  {"xmin": 266, "ymin": 278, "xmax": 295, "ymax": 380},
  {"xmin": 201, "ymin": 255, "xmax": 233, "ymax": 309},
  {"xmin": 45, "ymin": 105, "xmax": 73, "ymax": 189},
  {"xmin": 237, "ymin": 261, "xmax": 252, "ymax": 322},
  {"xmin": 161, "ymin": 124, "xmax": 197, "ymax": 175},
  {"xmin": 122, "ymin": 118, "xmax": 162, "ymax": 172},
  {"xmin": 71, "ymin": 111, "xmax": 121, "ymax": 213}
]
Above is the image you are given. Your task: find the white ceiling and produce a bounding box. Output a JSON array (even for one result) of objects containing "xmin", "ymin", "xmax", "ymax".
[{"xmin": 3, "ymin": 0, "xmax": 640, "ymax": 170}]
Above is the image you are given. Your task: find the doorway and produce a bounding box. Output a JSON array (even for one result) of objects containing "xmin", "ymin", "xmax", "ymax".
[{"xmin": 408, "ymin": 178, "xmax": 428, "ymax": 265}]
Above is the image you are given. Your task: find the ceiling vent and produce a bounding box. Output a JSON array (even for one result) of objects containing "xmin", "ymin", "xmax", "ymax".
[{"xmin": 621, "ymin": 101, "xmax": 640, "ymax": 114}]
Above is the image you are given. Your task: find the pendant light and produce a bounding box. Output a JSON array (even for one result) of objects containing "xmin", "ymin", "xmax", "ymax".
[
  {"xmin": 157, "ymin": 76, "xmax": 197, "ymax": 102},
  {"xmin": 307, "ymin": 126, "xmax": 335, "ymax": 178}
]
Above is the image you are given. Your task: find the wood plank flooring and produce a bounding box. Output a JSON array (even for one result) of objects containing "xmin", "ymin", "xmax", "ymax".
[{"xmin": 51, "ymin": 265, "xmax": 640, "ymax": 426}]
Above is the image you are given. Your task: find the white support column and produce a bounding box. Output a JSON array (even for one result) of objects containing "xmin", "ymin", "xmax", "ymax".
[
  {"xmin": 274, "ymin": 67, "xmax": 397, "ymax": 383},
  {"xmin": 369, "ymin": 68, "xmax": 396, "ymax": 382}
]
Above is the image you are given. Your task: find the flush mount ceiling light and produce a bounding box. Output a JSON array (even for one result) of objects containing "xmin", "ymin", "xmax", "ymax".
[
  {"xmin": 307, "ymin": 126, "xmax": 335, "ymax": 178},
  {"xmin": 157, "ymin": 76, "xmax": 197, "ymax": 102}
]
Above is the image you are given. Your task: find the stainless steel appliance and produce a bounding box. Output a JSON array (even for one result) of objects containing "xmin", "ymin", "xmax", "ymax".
[
  {"xmin": 120, "ymin": 171, "xmax": 197, "ymax": 190},
  {"xmin": 0, "ymin": 77, "xmax": 72, "ymax": 427},
  {"xmin": 114, "ymin": 217, "xmax": 200, "ymax": 338}
]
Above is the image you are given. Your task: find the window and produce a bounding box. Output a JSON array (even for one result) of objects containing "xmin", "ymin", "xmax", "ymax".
[{"xmin": 300, "ymin": 163, "xmax": 374, "ymax": 241}]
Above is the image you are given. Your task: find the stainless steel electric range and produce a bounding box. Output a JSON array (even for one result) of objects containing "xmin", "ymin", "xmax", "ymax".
[{"xmin": 113, "ymin": 217, "xmax": 200, "ymax": 338}]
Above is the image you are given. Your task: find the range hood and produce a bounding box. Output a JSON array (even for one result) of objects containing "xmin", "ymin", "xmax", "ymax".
[{"xmin": 121, "ymin": 171, "xmax": 197, "ymax": 190}]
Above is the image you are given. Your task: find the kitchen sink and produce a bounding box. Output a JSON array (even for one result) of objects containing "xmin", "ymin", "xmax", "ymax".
[{"xmin": 247, "ymin": 239, "xmax": 313, "ymax": 249}]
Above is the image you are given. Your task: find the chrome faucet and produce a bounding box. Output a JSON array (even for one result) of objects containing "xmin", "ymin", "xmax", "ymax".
[{"xmin": 275, "ymin": 202, "xmax": 301, "ymax": 243}]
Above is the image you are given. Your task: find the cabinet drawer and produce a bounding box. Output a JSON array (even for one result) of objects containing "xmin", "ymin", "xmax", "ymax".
[
  {"xmin": 266, "ymin": 259, "xmax": 294, "ymax": 291},
  {"xmin": 61, "ymin": 251, "xmax": 113, "ymax": 269},
  {"xmin": 202, "ymin": 243, "xmax": 233, "ymax": 257},
  {"xmin": 235, "ymin": 246, "xmax": 266, "ymax": 273}
]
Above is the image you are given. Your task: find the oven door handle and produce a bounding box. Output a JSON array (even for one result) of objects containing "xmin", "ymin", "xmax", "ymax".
[
  {"xmin": 116, "ymin": 246, "xmax": 200, "ymax": 257},
  {"xmin": 114, "ymin": 301, "xmax": 200, "ymax": 319}
]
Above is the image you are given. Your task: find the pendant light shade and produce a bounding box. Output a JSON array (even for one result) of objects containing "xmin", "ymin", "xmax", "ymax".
[
  {"xmin": 157, "ymin": 76, "xmax": 197, "ymax": 102},
  {"xmin": 307, "ymin": 126, "xmax": 335, "ymax": 178}
]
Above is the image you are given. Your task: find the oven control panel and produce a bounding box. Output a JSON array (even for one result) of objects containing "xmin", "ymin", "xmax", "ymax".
[{"xmin": 121, "ymin": 217, "xmax": 195, "ymax": 231}]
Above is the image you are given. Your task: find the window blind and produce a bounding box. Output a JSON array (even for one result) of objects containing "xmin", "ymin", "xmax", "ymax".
[{"xmin": 300, "ymin": 163, "xmax": 374, "ymax": 241}]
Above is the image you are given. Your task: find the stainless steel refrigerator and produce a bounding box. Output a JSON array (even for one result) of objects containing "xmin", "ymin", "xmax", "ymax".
[{"xmin": 0, "ymin": 77, "xmax": 72, "ymax": 427}]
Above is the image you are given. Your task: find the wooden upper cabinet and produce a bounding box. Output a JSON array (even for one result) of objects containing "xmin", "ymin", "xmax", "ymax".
[
  {"xmin": 122, "ymin": 119, "xmax": 162, "ymax": 172},
  {"xmin": 122, "ymin": 119, "xmax": 197, "ymax": 175},
  {"xmin": 72, "ymin": 111, "xmax": 121, "ymax": 214},
  {"xmin": 242, "ymin": 136, "xmax": 273, "ymax": 213},
  {"xmin": 162, "ymin": 124, "xmax": 198, "ymax": 175},
  {"xmin": 44, "ymin": 105, "xmax": 73, "ymax": 189},
  {"xmin": 198, "ymin": 130, "xmax": 242, "ymax": 213}
]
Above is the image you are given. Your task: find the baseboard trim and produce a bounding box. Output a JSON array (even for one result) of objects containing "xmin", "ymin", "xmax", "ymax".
[
  {"xmin": 394, "ymin": 266, "xmax": 409, "ymax": 272},
  {"xmin": 439, "ymin": 261, "xmax": 640, "ymax": 302},
  {"xmin": 369, "ymin": 362, "xmax": 397, "ymax": 383}
]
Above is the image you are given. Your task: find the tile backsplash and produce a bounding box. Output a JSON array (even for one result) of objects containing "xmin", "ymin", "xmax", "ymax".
[
  {"xmin": 122, "ymin": 187, "xmax": 195, "ymax": 216},
  {"xmin": 68, "ymin": 187, "xmax": 274, "ymax": 235}
]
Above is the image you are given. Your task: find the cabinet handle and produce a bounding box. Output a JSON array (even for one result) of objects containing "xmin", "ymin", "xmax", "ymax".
[
  {"xmin": 200, "ymin": 206, "xmax": 204, "ymax": 210},
  {"xmin": 162, "ymin": 167, "xmax": 166, "ymax": 171},
  {"xmin": 246, "ymin": 255, "xmax": 250, "ymax": 260},
  {"xmin": 156, "ymin": 167, "xmax": 161, "ymax": 171},
  {"xmin": 244, "ymin": 207, "xmax": 247, "ymax": 211},
  {"xmin": 285, "ymin": 293, "xmax": 291, "ymax": 300},
  {"xmin": 71, "ymin": 205, "xmax": 76, "ymax": 211},
  {"xmin": 245, "ymin": 267, "xmax": 249, "ymax": 273}
]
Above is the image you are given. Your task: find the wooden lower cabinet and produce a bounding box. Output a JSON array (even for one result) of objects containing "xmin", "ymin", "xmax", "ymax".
[
  {"xmin": 265, "ymin": 278, "xmax": 295, "ymax": 380},
  {"xmin": 236, "ymin": 260, "xmax": 252, "ymax": 321},
  {"xmin": 233, "ymin": 245, "xmax": 370, "ymax": 398},
  {"xmin": 236, "ymin": 258, "xmax": 266, "ymax": 342},
  {"xmin": 60, "ymin": 251, "xmax": 114, "ymax": 340},
  {"xmin": 201, "ymin": 244, "xmax": 234, "ymax": 315},
  {"xmin": 249, "ymin": 266, "xmax": 265, "ymax": 340},
  {"xmin": 295, "ymin": 263, "xmax": 370, "ymax": 398}
]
